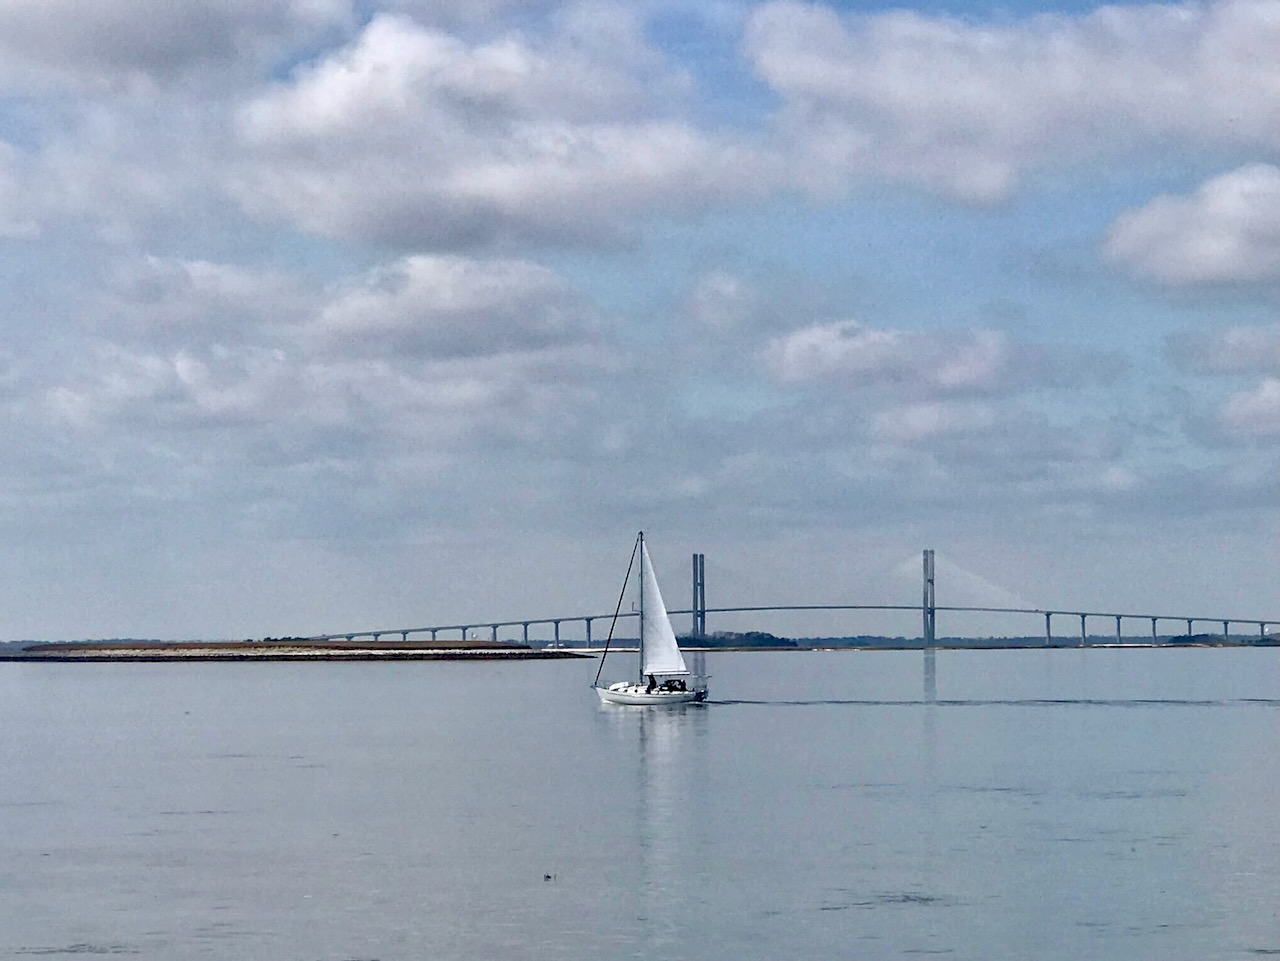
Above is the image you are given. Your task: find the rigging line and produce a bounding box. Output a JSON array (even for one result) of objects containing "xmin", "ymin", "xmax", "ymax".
[{"xmin": 593, "ymin": 532, "xmax": 641, "ymax": 688}]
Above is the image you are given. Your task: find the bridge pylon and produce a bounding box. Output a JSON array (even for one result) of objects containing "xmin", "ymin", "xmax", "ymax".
[
  {"xmin": 691, "ymin": 553, "xmax": 707, "ymax": 638},
  {"xmin": 923, "ymin": 549, "xmax": 936, "ymax": 648}
]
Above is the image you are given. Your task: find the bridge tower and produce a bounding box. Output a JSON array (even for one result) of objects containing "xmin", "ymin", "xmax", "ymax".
[
  {"xmin": 691, "ymin": 553, "xmax": 706, "ymax": 638},
  {"xmin": 922, "ymin": 549, "xmax": 936, "ymax": 647}
]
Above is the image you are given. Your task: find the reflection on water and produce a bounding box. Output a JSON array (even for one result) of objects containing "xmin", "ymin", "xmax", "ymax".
[
  {"xmin": 638, "ymin": 706, "xmax": 697, "ymax": 956},
  {"xmin": 596, "ymin": 698, "xmax": 710, "ymax": 958}
]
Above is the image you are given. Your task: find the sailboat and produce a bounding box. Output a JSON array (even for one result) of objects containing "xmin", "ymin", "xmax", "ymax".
[{"xmin": 595, "ymin": 532, "xmax": 707, "ymax": 705}]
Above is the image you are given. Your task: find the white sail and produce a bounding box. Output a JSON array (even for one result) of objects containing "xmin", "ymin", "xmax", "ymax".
[{"xmin": 640, "ymin": 542, "xmax": 689, "ymax": 676}]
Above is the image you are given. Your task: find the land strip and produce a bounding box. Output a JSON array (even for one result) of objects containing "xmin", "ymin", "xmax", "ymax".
[{"xmin": 2, "ymin": 640, "xmax": 590, "ymax": 661}]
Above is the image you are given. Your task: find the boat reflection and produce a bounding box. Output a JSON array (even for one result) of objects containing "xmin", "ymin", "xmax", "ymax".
[{"xmin": 596, "ymin": 692, "xmax": 709, "ymax": 954}]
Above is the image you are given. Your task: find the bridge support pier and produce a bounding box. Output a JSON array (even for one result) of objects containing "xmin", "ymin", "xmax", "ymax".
[{"xmin": 585, "ymin": 618, "xmax": 593, "ymax": 647}]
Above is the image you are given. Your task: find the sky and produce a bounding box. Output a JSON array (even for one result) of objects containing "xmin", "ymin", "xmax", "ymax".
[{"xmin": 0, "ymin": 0, "xmax": 1276, "ymax": 641}]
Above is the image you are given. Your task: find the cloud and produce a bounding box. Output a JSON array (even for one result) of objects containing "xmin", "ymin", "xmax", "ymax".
[
  {"xmin": 47, "ymin": 343, "xmax": 304, "ymax": 430},
  {"xmin": 381, "ymin": 0, "xmax": 559, "ymax": 27},
  {"xmin": 686, "ymin": 269, "xmax": 758, "ymax": 332},
  {"xmin": 1164, "ymin": 324, "xmax": 1280, "ymax": 441},
  {"xmin": 4, "ymin": 95, "xmax": 257, "ymax": 243},
  {"xmin": 1106, "ymin": 164, "xmax": 1280, "ymax": 285},
  {"xmin": 98, "ymin": 256, "xmax": 316, "ymax": 343},
  {"xmin": 869, "ymin": 400, "xmax": 997, "ymax": 444},
  {"xmin": 312, "ymin": 254, "xmax": 599, "ymax": 358},
  {"xmin": 232, "ymin": 13, "xmax": 767, "ymax": 247},
  {"xmin": 1167, "ymin": 324, "xmax": 1280, "ymax": 375},
  {"xmin": 0, "ymin": 142, "xmax": 39, "ymax": 237},
  {"xmin": 744, "ymin": 0, "xmax": 1280, "ymax": 200},
  {"xmin": 1, "ymin": 0, "xmax": 1276, "ymax": 637},
  {"xmin": 761, "ymin": 320, "xmax": 1122, "ymax": 396},
  {"xmin": 0, "ymin": 0, "xmax": 351, "ymax": 90},
  {"xmin": 1219, "ymin": 378, "xmax": 1280, "ymax": 436},
  {"xmin": 42, "ymin": 252, "xmax": 612, "ymax": 465}
]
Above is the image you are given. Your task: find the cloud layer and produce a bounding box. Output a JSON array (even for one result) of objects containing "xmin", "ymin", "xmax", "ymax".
[
  {"xmin": 231, "ymin": 12, "xmax": 767, "ymax": 247},
  {"xmin": 0, "ymin": 0, "xmax": 1275, "ymax": 637},
  {"xmin": 746, "ymin": 0, "xmax": 1280, "ymax": 199}
]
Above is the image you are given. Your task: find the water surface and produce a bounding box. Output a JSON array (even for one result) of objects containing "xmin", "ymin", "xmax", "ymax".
[{"xmin": 2, "ymin": 648, "xmax": 1278, "ymax": 959}]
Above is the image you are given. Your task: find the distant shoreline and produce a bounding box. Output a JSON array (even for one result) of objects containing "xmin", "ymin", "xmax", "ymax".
[
  {"xmin": 2, "ymin": 636, "xmax": 1273, "ymax": 662},
  {"xmin": 0, "ymin": 640, "xmax": 591, "ymax": 662}
]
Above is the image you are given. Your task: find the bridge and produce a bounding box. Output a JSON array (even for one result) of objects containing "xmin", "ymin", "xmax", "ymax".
[{"xmin": 307, "ymin": 550, "xmax": 1278, "ymax": 648}]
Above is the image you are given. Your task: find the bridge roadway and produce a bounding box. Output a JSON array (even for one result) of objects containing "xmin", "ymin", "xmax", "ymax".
[{"xmin": 308, "ymin": 603, "xmax": 1278, "ymax": 647}]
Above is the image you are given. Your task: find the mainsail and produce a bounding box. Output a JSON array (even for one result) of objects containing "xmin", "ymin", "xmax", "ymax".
[{"xmin": 639, "ymin": 542, "xmax": 689, "ymax": 676}]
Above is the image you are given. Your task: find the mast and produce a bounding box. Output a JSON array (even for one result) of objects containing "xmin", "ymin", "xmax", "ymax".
[{"xmin": 637, "ymin": 530, "xmax": 645, "ymax": 682}]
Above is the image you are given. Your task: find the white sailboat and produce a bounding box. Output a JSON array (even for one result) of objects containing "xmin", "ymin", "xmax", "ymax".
[{"xmin": 595, "ymin": 532, "xmax": 707, "ymax": 705}]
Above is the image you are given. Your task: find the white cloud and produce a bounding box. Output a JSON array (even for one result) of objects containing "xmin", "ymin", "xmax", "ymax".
[
  {"xmin": 45, "ymin": 334, "xmax": 609, "ymax": 464},
  {"xmin": 761, "ymin": 320, "xmax": 1118, "ymax": 396},
  {"xmin": 42, "ymin": 252, "xmax": 613, "ymax": 468},
  {"xmin": 1163, "ymin": 325, "xmax": 1279, "ymax": 446},
  {"xmin": 1106, "ymin": 164, "xmax": 1280, "ymax": 285},
  {"xmin": 765, "ymin": 320, "xmax": 910, "ymax": 382},
  {"xmin": 232, "ymin": 13, "xmax": 767, "ymax": 247},
  {"xmin": 238, "ymin": 6, "xmax": 677, "ymax": 134},
  {"xmin": 870, "ymin": 400, "xmax": 997, "ymax": 443},
  {"xmin": 312, "ymin": 254, "xmax": 599, "ymax": 358},
  {"xmin": 1220, "ymin": 378, "xmax": 1280, "ymax": 436},
  {"xmin": 745, "ymin": 0, "xmax": 1280, "ymax": 200},
  {"xmin": 99, "ymin": 256, "xmax": 316, "ymax": 342},
  {"xmin": 46, "ymin": 343, "xmax": 299, "ymax": 429},
  {"xmin": 7, "ymin": 94, "xmax": 250, "ymax": 242}
]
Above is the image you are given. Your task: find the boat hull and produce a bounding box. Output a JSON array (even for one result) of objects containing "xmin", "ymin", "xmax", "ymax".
[{"xmin": 595, "ymin": 683, "xmax": 704, "ymax": 705}]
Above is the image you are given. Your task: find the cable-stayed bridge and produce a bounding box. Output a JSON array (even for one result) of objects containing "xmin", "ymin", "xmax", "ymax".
[{"xmin": 308, "ymin": 550, "xmax": 1277, "ymax": 648}]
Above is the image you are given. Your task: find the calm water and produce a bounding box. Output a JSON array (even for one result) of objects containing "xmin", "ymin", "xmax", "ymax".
[{"xmin": 2, "ymin": 648, "xmax": 1279, "ymax": 960}]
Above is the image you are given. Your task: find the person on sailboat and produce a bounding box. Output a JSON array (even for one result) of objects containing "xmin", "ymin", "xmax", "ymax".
[{"xmin": 646, "ymin": 673, "xmax": 656, "ymax": 693}]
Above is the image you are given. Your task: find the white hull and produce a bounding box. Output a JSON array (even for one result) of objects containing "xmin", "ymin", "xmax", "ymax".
[{"xmin": 596, "ymin": 682, "xmax": 703, "ymax": 705}]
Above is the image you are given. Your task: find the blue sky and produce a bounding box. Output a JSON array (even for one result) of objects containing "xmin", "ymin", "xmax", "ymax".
[{"xmin": 0, "ymin": 0, "xmax": 1276, "ymax": 640}]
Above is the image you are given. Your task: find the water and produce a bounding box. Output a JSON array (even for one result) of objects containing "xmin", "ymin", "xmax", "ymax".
[{"xmin": 2, "ymin": 648, "xmax": 1278, "ymax": 960}]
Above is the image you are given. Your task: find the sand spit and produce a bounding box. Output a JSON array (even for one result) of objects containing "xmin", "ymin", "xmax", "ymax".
[{"xmin": 4, "ymin": 640, "xmax": 591, "ymax": 662}]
